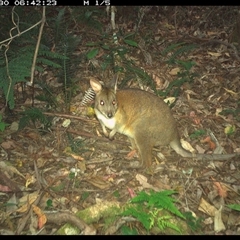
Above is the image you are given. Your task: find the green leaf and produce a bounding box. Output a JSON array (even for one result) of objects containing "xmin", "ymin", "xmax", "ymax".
[
  {"xmin": 190, "ymin": 129, "xmax": 206, "ymax": 139},
  {"xmin": 123, "ymin": 39, "xmax": 138, "ymax": 47},
  {"xmin": 0, "ymin": 122, "xmax": 7, "ymax": 131},
  {"xmin": 113, "ymin": 190, "xmax": 120, "ymax": 198},
  {"xmin": 81, "ymin": 192, "xmax": 90, "ymax": 201},
  {"xmin": 46, "ymin": 199, "xmax": 53, "ymax": 208},
  {"xmin": 86, "ymin": 48, "xmax": 99, "ymax": 59},
  {"xmin": 50, "ymin": 182, "xmax": 66, "ymax": 192},
  {"xmin": 227, "ymin": 204, "xmax": 240, "ymax": 211},
  {"xmin": 122, "ymin": 206, "xmax": 151, "ymax": 230},
  {"xmin": 86, "ymin": 42, "xmax": 99, "ymax": 47},
  {"xmin": 121, "ymin": 226, "xmax": 138, "ymax": 235}
]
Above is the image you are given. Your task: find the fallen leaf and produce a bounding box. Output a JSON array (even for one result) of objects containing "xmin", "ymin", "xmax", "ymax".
[
  {"xmin": 62, "ymin": 119, "xmax": 71, "ymax": 128},
  {"xmin": 189, "ymin": 111, "xmax": 201, "ymax": 125},
  {"xmin": 201, "ymin": 136, "xmax": 216, "ymax": 150},
  {"xmin": 135, "ymin": 174, "xmax": 159, "ymax": 191},
  {"xmin": 25, "ymin": 173, "xmax": 36, "ymax": 188},
  {"xmin": 180, "ymin": 139, "xmax": 196, "ymax": 153},
  {"xmin": 17, "ymin": 191, "xmax": 39, "ymax": 213},
  {"xmin": 32, "ymin": 204, "xmax": 47, "ymax": 229},
  {"xmin": 9, "ymin": 122, "xmax": 19, "ymax": 131},
  {"xmin": 211, "ymin": 177, "xmax": 227, "ymax": 198},
  {"xmin": 1, "ymin": 140, "xmax": 16, "ymax": 149},
  {"xmin": 207, "ymin": 51, "xmax": 222, "ymax": 57},
  {"xmin": 223, "ymin": 87, "xmax": 238, "ymax": 96},
  {"xmin": 224, "ymin": 125, "xmax": 236, "ymax": 135},
  {"xmin": 6, "ymin": 194, "xmax": 18, "ymax": 214},
  {"xmin": 214, "ymin": 205, "xmax": 226, "ymax": 233},
  {"xmin": 164, "ymin": 97, "xmax": 176, "ymax": 105},
  {"xmin": 127, "ymin": 187, "xmax": 136, "ymax": 198},
  {"xmin": 126, "ymin": 149, "xmax": 138, "ymax": 159},
  {"xmin": 0, "ymin": 184, "xmax": 11, "ymax": 192},
  {"xmin": 198, "ymin": 198, "xmax": 217, "ymax": 217},
  {"xmin": 168, "ymin": 67, "xmax": 180, "ymax": 75},
  {"xmin": 0, "ymin": 161, "xmax": 25, "ymax": 179},
  {"xmin": 86, "ymin": 176, "xmax": 111, "ymax": 189}
]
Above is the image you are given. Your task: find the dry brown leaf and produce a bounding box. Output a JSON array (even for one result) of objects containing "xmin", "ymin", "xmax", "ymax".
[
  {"xmin": 1, "ymin": 140, "xmax": 16, "ymax": 149},
  {"xmin": 86, "ymin": 175, "xmax": 111, "ymax": 189},
  {"xmin": 180, "ymin": 139, "xmax": 196, "ymax": 153},
  {"xmin": 127, "ymin": 187, "xmax": 136, "ymax": 198},
  {"xmin": 198, "ymin": 198, "xmax": 217, "ymax": 217},
  {"xmin": 195, "ymin": 144, "xmax": 206, "ymax": 154},
  {"xmin": 189, "ymin": 111, "xmax": 201, "ymax": 125},
  {"xmin": 207, "ymin": 51, "xmax": 222, "ymax": 57},
  {"xmin": 17, "ymin": 191, "xmax": 39, "ymax": 213},
  {"xmin": 0, "ymin": 184, "xmax": 11, "ymax": 192},
  {"xmin": 25, "ymin": 173, "xmax": 36, "ymax": 188},
  {"xmin": 168, "ymin": 67, "xmax": 180, "ymax": 75},
  {"xmin": 25, "ymin": 131, "xmax": 40, "ymax": 141},
  {"xmin": 207, "ymin": 31, "xmax": 218, "ymax": 36},
  {"xmin": 214, "ymin": 206, "xmax": 226, "ymax": 233},
  {"xmin": 126, "ymin": 149, "xmax": 138, "ymax": 159},
  {"xmin": 0, "ymin": 161, "xmax": 25, "ymax": 179},
  {"xmin": 223, "ymin": 87, "xmax": 238, "ymax": 96},
  {"xmin": 211, "ymin": 177, "xmax": 227, "ymax": 198},
  {"xmin": 135, "ymin": 174, "xmax": 160, "ymax": 191},
  {"xmin": 32, "ymin": 204, "xmax": 47, "ymax": 229},
  {"xmin": 201, "ymin": 136, "xmax": 216, "ymax": 150},
  {"xmin": 164, "ymin": 97, "xmax": 176, "ymax": 105},
  {"xmin": 152, "ymin": 74, "xmax": 163, "ymax": 88},
  {"xmin": 69, "ymin": 153, "xmax": 85, "ymax": 161}
]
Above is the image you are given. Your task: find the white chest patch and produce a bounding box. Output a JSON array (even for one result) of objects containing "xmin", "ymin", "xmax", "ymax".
[{"xmin": 95, "ymin": 109, "xmax": 116, "ymax": 130}]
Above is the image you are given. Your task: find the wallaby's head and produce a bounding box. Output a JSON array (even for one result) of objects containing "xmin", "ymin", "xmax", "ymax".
[{"xmin": 90, "ymin": 79, "xmax": 118, "ymax": 119}]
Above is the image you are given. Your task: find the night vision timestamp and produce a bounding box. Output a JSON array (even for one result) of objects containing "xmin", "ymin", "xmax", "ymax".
[{"xmin": 0, "ymin": 0, "xmax": 57, "ymax": 5}]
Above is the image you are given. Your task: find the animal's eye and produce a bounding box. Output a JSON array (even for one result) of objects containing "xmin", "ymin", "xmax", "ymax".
[
  {"xmin": 112, "ymin": 100, "xmax": 116, "ymax": 105},
  {"xmin": 100, "ymin": 100, "xmax": 104, "ymax": 106}
]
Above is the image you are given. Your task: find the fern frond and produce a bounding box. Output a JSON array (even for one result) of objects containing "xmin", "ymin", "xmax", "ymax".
[
  {"xmin": 131, "ymin": 190, "xmax": 185, "ymax": 220},
  {"xmin": 157, "ymin": 215, "xmax": 181, "ymax": 233},
  {"xmin": 147, "ymin": 190, "xmax": 185, "ymax": 219},
  {"xmin": 37, "ymin": 57, "xmax": 62, "ymax": 68},
  {"xmin": 122, "ymin": 205, "xmax": 151, "ymax": 230}
]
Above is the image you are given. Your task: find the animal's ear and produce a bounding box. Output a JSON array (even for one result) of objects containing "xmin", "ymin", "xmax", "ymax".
[
  {"xmin": 90, "ymin": 79, "xmax": 102, "ymax": 93},
  {"xmin": 109, "ymin": 73, "xmax": 119, "ymax": 93}
]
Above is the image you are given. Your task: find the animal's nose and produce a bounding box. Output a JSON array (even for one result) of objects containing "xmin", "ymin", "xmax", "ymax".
[{"xmin": 107, "ymin": 113, "xmax": 113, "ymax": 118}]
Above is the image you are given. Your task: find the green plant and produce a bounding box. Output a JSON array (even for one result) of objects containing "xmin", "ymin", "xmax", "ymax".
[
  {"xmin": 19, "ymin": 107, "xmax": 51, "ymax": 131},
  {"xmin": 0, "ymin": 43, "xmax": 66, "ymax": 109},
  {"xmin": 158, "ymin": 42, "xmax": 198, "ymax": 98},
  {"xmin": 227, "ymin": 204, "xmax": 240, "ymax": 211},
  {"xmin": 0, "ymin": 7, "xmax": 84, "ymax": 110},
  {"xmin": 122, "ymin": 190, "xmax": 185, "ymax": 234},
  {"xmin": 66, "ymin": 133, "xmax": 87, "ymax": 155},
  {"xmin": 219, "ymin": 107, "xmax": 240, "ymax": 121},
  {"xmin": 121, "ymin": 225, "xmax": 138, "ymax": 235},
  {"xmin": 84, "ymin": 24, "xmax": 157, "ymax": 90},
  {"xmin": 47, "ymin": 8, "xmax": 83, "ymax": 111},
  {"xmin": 183, "ymin": 211, "xmax": 204, "ymax": 233},
  {"xmin": 0, "ymin": 114, "xmax": 9, "ymax": 132},
  {"xmin": 189, "ymin": 129, "xmax": 206, "ymax": 139}
]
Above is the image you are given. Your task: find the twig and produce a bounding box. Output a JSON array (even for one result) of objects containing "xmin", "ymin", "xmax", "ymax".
[
  {"xmin": 45, "ymin": 212, "xmax": 96, "ymax": 235},
  {"xmin": 0, "ymin": 19, "xmax": 42, "ymax": 46},
  {"xmin": 67, "ymin": 128, "xmax": 129, "ymax": 146},
  {"xmin": 15, "ymin": 191, "xmax": 43, "ymax": 235},
  {"xmin": 30, "ymin": 6, "xmax": 46, "ymax": 100}
]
